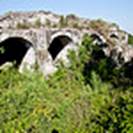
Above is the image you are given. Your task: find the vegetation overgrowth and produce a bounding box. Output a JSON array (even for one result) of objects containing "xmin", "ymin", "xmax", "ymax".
[
  {"xmin": 128, "ymin": 34, "xmax": 133, "ymax": 45},
  {"xmin": 0, "ymin": 35, "xmax": 132, "ymax": 133}
]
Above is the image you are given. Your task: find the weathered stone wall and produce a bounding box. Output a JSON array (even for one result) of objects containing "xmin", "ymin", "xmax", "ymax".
[
  {"xmin": 0, "ymin": 27, "xmax": 85, "ymax": 75},
  {"xmin": 0, "ymin": 11, "xmax": 132, "ymax": 76}
]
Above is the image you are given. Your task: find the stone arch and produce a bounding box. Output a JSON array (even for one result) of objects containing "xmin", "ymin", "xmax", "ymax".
[
  {"xmin": 48, "ymin": 34, "xmax": 73, "ymax": 60},
  {"xmin": 90, "ymin": 33, "xmax": 107, "ymax": 48},
  {"xmin": 109, "ymin": 33, "xmax": 119, "ymax": 39},
  {"xmin": 0, "ymin": 37, "xmax": 36, "ymax": 72},
  {"xmin": 90, "ymin": 33, "xmax": 103, "ymax": 42}
]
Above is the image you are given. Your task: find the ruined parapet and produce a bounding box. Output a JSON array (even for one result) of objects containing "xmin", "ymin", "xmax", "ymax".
[{"xmin": 0, "ymin": 11, "xmax": 61, "ymax": 29}]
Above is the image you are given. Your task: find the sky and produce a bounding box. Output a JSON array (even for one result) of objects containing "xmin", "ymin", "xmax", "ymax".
[{"xmin": 0, "ymin": 0, "xmax": 132, "ymax": 34}]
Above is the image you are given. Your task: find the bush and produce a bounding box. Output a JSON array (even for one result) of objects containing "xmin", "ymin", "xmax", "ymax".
[
  {"xmin": 128, "ymin": 34, "xmax": 133, "ymax": 45},
  {"xmin": 59, "ymin": 16, "xmax": 67, "ymax": 28},
  {"xmin": 34, "ymin": 18, "xmax": 42, "ymax": 28},
  {"xmin": 45, "ymin": 19, "xmax": 51, "ymax": 27},
  {"xmin": 0, "ymin": 35, "xmax": 132, "ymax": 132},
  {"xmin": 16, "ymin": 22, "xmax": 30, "ymax": 29}
]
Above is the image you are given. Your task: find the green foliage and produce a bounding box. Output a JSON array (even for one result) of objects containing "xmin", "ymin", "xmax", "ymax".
[
  {"xmin": 0, "ymin": 46, "xmax": 5, "ymax": 54},
  {"xmin": 34, "ymin": 18, "xmax": 42, "ymax": 28},
  {"xmin": 45, "ymin": 19, "xmax": 51, "ymax": 27},
  {"xmin": 59, "ymin": 15, "xmax": 67, "ymax": 28},
  {"xmin": 0, "ymin": 35, "xmax": 132, "ymax": 132},
  {"xmin": 17, "ymin": 19, "xmax": 42, "ymax": 29},
  {"xmin": 81, "ymin": 36, "xmax": 133, "ymax": 88},
  {"xmin": 128, "ymin": 34, "xmax": 133, "ymax": 45},
  {"xmin": 72, "ymin": 22, "xmax": 78, "ymax": 28},
  {"xmin": 16, "ymin": 22, "xmax": 30, "ymax": 29}
]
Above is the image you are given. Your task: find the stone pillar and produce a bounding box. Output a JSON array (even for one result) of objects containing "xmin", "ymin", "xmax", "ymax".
[
  {"xmin": 19, "ymin": 47, "xmax": 36, "ymax": 73},
  {"xmin": 35, "ymin": 28, "xmax": 57, "ymax": 76},
  {"xmin": 37, "ymin": 49, "xmax": 57, "ymax": 76}
]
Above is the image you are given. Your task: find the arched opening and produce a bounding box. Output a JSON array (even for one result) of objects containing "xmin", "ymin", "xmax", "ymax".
[
  {"xmin": 90, "ymin": 34, "xmax": 108, "ymax": 48},
  {"xmin": 48, "ymin": 35, "xmax": 73, "ymax": 60},
  {"xmin": 90, "ymin": 34, "xmax": 102, "ymax": 42},
  {"xmin": 0, "ymin": 37, "xmax": 33, "ymax": 69},
  {"xmin": 110, "ymin": 33, "xmax": 119, "ymax": 39}
]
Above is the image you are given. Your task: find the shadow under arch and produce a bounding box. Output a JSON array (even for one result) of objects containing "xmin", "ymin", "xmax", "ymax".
[
  {"xmin": 0, "ymin": 37, "xmax": 34, "ymax": 68},
  {"xmin": 48, "ymin": 35, "xmax": 73, "ymax": 60},
  {"xmin": 90, "ymin": 33, "xmax": 108, "ymax": 48},
  {"xmin": 90, "ymin": 33, "xmax": 103, "ymax": 42}
]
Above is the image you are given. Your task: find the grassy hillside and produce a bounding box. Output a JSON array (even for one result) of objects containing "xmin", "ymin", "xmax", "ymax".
[{"xmin": 0, "ymin": 36, "xmax": 133, "ymax": 133}]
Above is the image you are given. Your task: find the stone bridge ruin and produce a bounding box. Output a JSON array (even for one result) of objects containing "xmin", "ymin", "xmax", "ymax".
[
  {"xmin": 0, "ymin": 28, "xmax": 86, "ymax": 75},
  {"xmin": 0, "ymin": 11, "xmax": 132, "ymax": 76}
]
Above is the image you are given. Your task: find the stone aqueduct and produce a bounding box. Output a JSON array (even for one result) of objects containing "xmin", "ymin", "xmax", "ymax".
[
  {"xmin": 0, "ymin": 11, "xmax": 132, "ymax": 76},
  {"xmin": 0, "ymin": 27, "xmax": 100, "ymax": 75}
]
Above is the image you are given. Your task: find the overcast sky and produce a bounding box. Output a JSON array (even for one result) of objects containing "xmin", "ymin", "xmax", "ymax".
[{"xmin": 0, "ymin": 0, "xmax": 132, "ymax": 34}]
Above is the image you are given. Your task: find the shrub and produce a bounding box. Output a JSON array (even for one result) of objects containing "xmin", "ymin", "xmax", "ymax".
[
  {"xmin": 34, "ymin": 18, "xmax": 42, "ymax": 28},
  {"xmin": 128, "ymin": 34, "xmax": 133, "ymax": 45},
  {"xmin": 45, "ymin": 19, "xmax": 51, "ymax": 27},
  {"xmin": 0, "ymin": 35, "xmax": 132, "ymax": 132},
  {"xmin": 16, "ymin": 22, "xmax": 30, "ymax": 29},
  {"xmin": 59, "ymin": 16, "xmax": 67, "ymax": 28}
]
